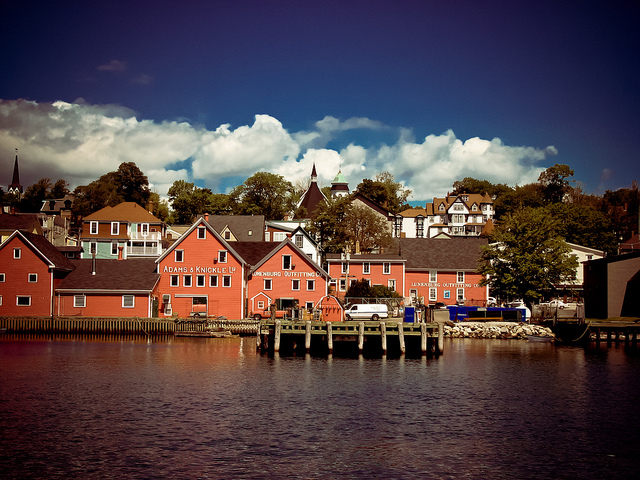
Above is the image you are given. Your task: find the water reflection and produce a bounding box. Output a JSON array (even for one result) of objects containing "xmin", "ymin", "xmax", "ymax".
[{"xmin": 1, "ymin": 334, "xmax": 639, "ymax": 479}]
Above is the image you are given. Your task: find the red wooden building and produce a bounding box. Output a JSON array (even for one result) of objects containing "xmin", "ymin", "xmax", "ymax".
[{"xmin": 0, "ymin": 230, "xmax": 74, "ymax": 316}]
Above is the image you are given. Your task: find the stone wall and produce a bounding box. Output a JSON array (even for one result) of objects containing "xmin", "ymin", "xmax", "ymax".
[{"xmin": 444, "ymin": 321, "xmax": 554, "ymax": 339}]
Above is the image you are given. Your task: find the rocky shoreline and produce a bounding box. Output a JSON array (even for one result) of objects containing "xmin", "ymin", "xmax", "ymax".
[{"xmin": 443, "ymin": 321, "xmax": 554, "ymax": 339}]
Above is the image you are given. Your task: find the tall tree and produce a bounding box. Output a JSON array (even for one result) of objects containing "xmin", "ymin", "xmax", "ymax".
[
  {"xmin": 343, "ymin": 203, "xmax": 394, "ymax": 253},
  {"xmin": 307, "ymin": 195, "xmax": 352, "ymax": 254},
  {"xmin": 538, "ymin": 163, "xmax": 574, "ymax": 203},
  {"xmin": 229, "ymin": 172, "xmax": 296, "ymax": 220},
  {"xmin": 20, "ymin": 178, "xmax": 52, "ymax": 212},
  {"xmin": 115, "ymin": 162, "xmax": 151, "ymax": 206},
  {"xmin": 478, "ymin": 207, "xmax": 578, "ymax": 308},
  {"xmin": 356, "ymin": 172, "xmax": 411, "ymax": 214},
  {"xmin": 451, "ymin": 177, "xmax": 511, "ymax": 198},
  {"xmin": 546, "ymin": 203, "xmax": 617, "ymax": 255}
]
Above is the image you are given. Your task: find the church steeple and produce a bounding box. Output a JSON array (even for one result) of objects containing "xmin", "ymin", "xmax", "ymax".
[{"xmin": 8, "ymin": 148, "xmax": 23, "ymax": 199}]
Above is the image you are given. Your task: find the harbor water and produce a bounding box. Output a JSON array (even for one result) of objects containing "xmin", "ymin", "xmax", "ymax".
[{"xmin": 1, "ymin": 335, "xmax": 639, "ymax": 479}]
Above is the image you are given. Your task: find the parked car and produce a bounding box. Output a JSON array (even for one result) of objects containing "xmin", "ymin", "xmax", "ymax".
[
  {"xmin": 344, "ymin": 304, "xmax": 388, "ymax": 321},
  {"xmin": 547, "ymin": 299, "xmax": 568, "ymax": 309},
  {"xmin": 487, "ymin": 297, "xmax": 497, "ymax": 307}
]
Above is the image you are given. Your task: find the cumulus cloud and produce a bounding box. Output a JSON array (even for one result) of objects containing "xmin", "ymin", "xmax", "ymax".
[{"xmin": 0, "ymin": 99, "xmax": 557, "ymax": 201}]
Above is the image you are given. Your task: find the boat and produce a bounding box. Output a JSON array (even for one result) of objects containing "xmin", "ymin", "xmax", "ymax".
[
  {"xmin": 527, "ymin": 334, "xmax": 555, "ymax": 342},
  {"xmin": 174, "ymin": 329, "xmax": 237, "ymax": 338}
]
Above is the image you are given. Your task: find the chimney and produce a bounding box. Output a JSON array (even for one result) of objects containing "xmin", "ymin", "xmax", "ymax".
[
  {"xmin": 204, "ymin": 212, "xmax": 209, "ymax": 222},
  {"xmin": 118, "ymin": 246, "xmax": 124, "ymax": 260},
  {"xmin": 148, "ymin": 200, "xmax": 154, "ymax": 214}
]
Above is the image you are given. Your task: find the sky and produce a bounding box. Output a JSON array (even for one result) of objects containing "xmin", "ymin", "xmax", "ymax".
[{"xmin": 1, "ymin": 0, "xmax": 639, "ymax": 204}]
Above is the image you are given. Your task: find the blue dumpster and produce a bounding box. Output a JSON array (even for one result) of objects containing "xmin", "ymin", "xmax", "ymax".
[{"xmin": 404, "ymin": 306, "xmax": 415, "ymax": 323}]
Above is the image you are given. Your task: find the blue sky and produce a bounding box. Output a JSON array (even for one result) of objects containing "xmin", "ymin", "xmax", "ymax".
[{"xmin": 1, "ymin": 0, "xmax": 639, "ymax": 203}]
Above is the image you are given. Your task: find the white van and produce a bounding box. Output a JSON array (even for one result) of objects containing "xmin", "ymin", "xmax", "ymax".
[{"xmin": 344, "ymin": 304, "xmax": 388, "ymax": 321}]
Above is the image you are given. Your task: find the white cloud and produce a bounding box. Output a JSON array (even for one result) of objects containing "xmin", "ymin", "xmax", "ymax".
[{"xmin": 0, "ymin": 99, "xmax": 556, "ymax": 201}]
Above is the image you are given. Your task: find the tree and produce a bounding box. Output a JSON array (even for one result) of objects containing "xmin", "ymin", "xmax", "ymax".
[
  {"xmin": 229, "ymin": 172, "xmax": 296, "ymax": 220},
  {"xmin": 546, "ymin": 203, "xmax": 617, "ymax": 255},
  {"xmin": 356, "ymin": 172, "xmax": 412, "ymax": 214},
  {"xmin": 538, "ymin": 163, "xmax": 574, "ymax": 203},
  {"xmin": 149, "ymin": 192, "xmax": 170, "ymax": 222},
  {"xmin": 20, "ymin": 178, "xmax": 52, "ymax": 212},
  {"xmin": 493, "ymin": 183, "xmax": 545, "ymax": 219},
  {"xmin": 306, "ymin": 195, "xmax": 352, "ymax": 254},
  {"xmin": 451, "ymin": 177, "xmax": 511, "ymax": 198},
  {"xmin": 478, "ymin": 207, "xmax": 578, "ymax": 308},
  {"xmin": 115, "ymin": 162, "xmax": 151, "ymax": 206},
  {"xmin": 343, "ymin": 203, "xmax": 394, "ymax": 253},
  {"xmin": 345, "ymin": 279, "xmax": 400, "ymax": 299}
]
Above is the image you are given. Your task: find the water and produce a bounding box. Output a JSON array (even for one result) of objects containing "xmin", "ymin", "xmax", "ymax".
[{"xmin": 1, "ymin": 335, "xmax": 639, "ymax": 479}]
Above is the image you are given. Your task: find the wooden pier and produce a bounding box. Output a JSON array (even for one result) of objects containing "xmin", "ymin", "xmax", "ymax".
[{"xmin": 256, "ymin": 320, "xmax": 444, "ymax": 356}]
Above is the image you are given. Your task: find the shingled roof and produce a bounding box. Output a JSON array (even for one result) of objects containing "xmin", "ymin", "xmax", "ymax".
[
  {"xmin": 84, "ymin": 202, "xmax": 161, "ymax": 223},
  {"xmin": 8, "ymin": 231, "xmax": 76, "ymax": 271},
  {"xmin": 0, "ymin": 213, "xmax": 44, "ymax": 236},
  {"xmin": 57, "ymin": 258, "xmax": 159, "ymax": 292},
  {"xmin": 204, "ymin": 215, "xmax": 265, "ymax": 241},
  {"xmin": 399, "ymin": 237, "xmax": 488, "ymax": 271}
]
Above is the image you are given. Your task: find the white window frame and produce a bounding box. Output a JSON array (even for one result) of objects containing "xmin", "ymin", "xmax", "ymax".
[
  {"xmin": 264, "ymin": 279, "xmax": 272, "ymax": 290},
  {"xmin": 122, "ymin": 295, "xmax": 135, "ymax": 308},
  {"xmin": 339, "ymin": 279, "xmax": 346, "ymax": 292},
  {"xmin": 307, "ymin": 280, "xmax": 315, "ymax": 291},
  {"xmin": 209, "ymin": 275, "xmax": 218, "ymax": 287},
  {"xmin": 429, "ymin": 288, "xmax": 437, "ymax": 301},
  {"xmin": 74, "ymin": 294, "xmax": 86, "ymax": 308},
  {"xmin": 218, "ymin": 251, "xmax": 227, "ymax": 263},
  {"xmin": 28, "ymin": 273, "xmax": 38, "ymax": 283},
  {"xmin": 429, "ymin": 271, "xmax": 437, "ymax": 282},
  {"xmin": 111, "ymin": 222, "xmax": 119, "ymax": 235},
  {"xmin": 90, "ymin": 221, "xmax": 98, "ymax": 235},
  {"xmin": 282, "ymin": 254, "xmax": 292, "ymax": 270},
  {"xmin": 292, "ymin": 279, "xmax": 300, "ymax": 291},
  {"xmin": 295, "ymin": 234, "xmax": 304, "ymax": 248},
  {"xmin": 257, "ymin": 300, "xmax": 265, "ymax": 310},
  {"xmin": 183, "ymin": 275, "xmax": 192, "ymax": 287},
  {"xmin": 383, "ymin": 263, "xmax": 391, "ymax": 274},
  {"xmin": 197, "ymin": 227, "xmax": 206, "ymax": 239},
  {"xmin": 111, "ymin": 242, "xmax": 118, "ymax": 256},
  {"xmin": 196, "ymin": 274, "xmax": 206, "ymax": 287},
  {"xmin": 363, "ymin": 263, "xmax": 370, "ymax": 274},
  {"xmin": 170, "ymin": 275, "xmax": 179, "ymax": 287},
  {"xmin": 388, "ymin": 279, "xmax": 396, "ymax": 291},
  {"xmin": 16, "ymin": 296, "xmax": 31, "ymax": 306},
  {"xmin": 141, "ymin": 223, "xmax": 149, "ymax": 237},
  {"xmin": 0, "ymin": 273, "xmax": 5, "ymax": 282},
  {"xmin": 13, "ymin": 248, "xmax": 21, "ymax": 259},
  {"xmin": 457, "ymin": 271, "xmax": 465, "ymax": 283},
  {"xmin": 457, "ymin": 288, "xmax": 465, "ymax": 301},
  {"xmin": 341, "ymin": 262, "xmax": 349, "ymax": 274},
  {"xmin": 175, "ymin": 250, "xmax": 184, "ymax": 262},
  {"xmin": 223, "ymin": 275, "xmax": 231, "ymax": 287},
  {"xmin": 305, "ymin": 301, "xmax": 314, "ymax": 310}
]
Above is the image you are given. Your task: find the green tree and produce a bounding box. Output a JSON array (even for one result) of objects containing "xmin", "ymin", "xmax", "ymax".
[
  {"xmin": 307, "ymin": 195, "xmax": 352, "ymax": 254},
  {"xmin": 478, "ymin": 207, "xmax": 578, "ymax": 308},
  {"xmin": 356, "ymin": 172, "xmax": 411, "ymax": 214},
  {"xmin": 20, "ymin": 178, "xmax": 52, "ymax": 212},
  {"xmin": 167, "ymin": 180, "xmax": 219, "ymax": 224},
  {"xmin": 343, "ymin": 203, "xmax": 394, "ymax": 253},
  {"xmin": 229, "ymin": 172, "xmax": 296, "ymax": 220},
  {"xmin": 115, "ymin": 162, "xmax": 151, "ymax": 206},
  {"xmin": 545, "ymin": 203, "xmax": 617, "ymax": 255},
  {"xmin": 451, "ymin": 177, "xmax": 511, "ymax": 198},
  {"xmin": 345, "ymin": 279, "xmax": 400, "ymax": 299},
  {"xmin": 538, "ymin": 163, "xmax": 574, "ymax": 203},
  {"xmin": 493, "ymin": 183, "xmax": 545, "ymax": 219}
]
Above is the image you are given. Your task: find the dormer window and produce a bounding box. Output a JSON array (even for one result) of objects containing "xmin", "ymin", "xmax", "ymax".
[{"xmin": 438, "ymin": 204, "xmax": 445, "ymax": 211}]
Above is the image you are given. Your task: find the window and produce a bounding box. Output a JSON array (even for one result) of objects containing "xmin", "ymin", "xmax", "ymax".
[
  {"xmin": 218, "ymin": 251, "xmax": 227, "ymax": 263},
  {"xmin": 224, "ymin": 231, "xmax": 231, "ymax": 240},
  {"xmin": 248, "ymin": 230, "xmax": 253, "ymax": 237},
  {"xmin": 388, "ymin": 279, "xmax": 396, "ymax": 291},
  {"xmin": 295, "ymin": 234, "xmax": 303, "ymax": 248},
  {"xmin": 197, "ymin": 227, "xmax": 206, "ymax": 239},
  {"xmin": 452, "ymin": 214, "xmax": 464, "ymax": 223},
  {"xmin": 74, "ymin": 295, "xmax": 86, "ymax": 308},
  {"xmin": 28, "ymin": 274, "xmax": 37, "ymax": 283},
  {"xmin": 90, "ymin": 242, "xmax": 97, "ymax": 255},
  {"xmin": 410, "ymin": 289, "xmax": 418, "ymax": 299},
  {"xmin": 305, "ymin": 301, "xmax": 314, "ymax": 311},
  {"xmin": 273, "ymin": 232, "xmax": 286, "ymax": 242},
  {"xmin": 292, "ymin": 279, "xmax": 300, "ymax": 291},
  {"xmin": 257, "ymin": 300, "xmax": 265, "ymax": 310},
  {"xmin": 383, "ymin": 263, "xmax": 391, "ymax": 274},
  {"xmin": 90, "ymin": 221, "xmax": 98, "ymax": 234},
  {"xmin": 175, "ymin": 250, "xmax": 184, "ymax": 262},
  {"xmin": 196, "ymin": 275, "xmax": 205, "ymax": 287},
  {"xmin": 111, "ymin": 222, "xmax": 119, "ymax": 235},
  {"xmin": 141, "ymin": 223, "xmax": 149, "ymax": 237},
  {"xmin": 223, "ymin": 275, "xmax": 231, "ymax": 287},
  {"xmin": 341, "ymin": 262, "xmax": 349, "ymax": 274},
  {"xmin": 183, "ymin": 275, "xmax": 192, "ymax": 287},
  {"xmin": 416, "ymin": 217, "xmax": 424, "ymax": 237},
  {"xmin": 282, "ymin": 255, "xmax": 292, "ymax": 270},
  {"xmin": 13, "ymin": 248, "xmax": 21, "ymax": 259},
  {"xmin": 0, "ymin": 273, "xmax": 4, "ymax": 282},
  {"xmin": 429, "ymin": 271, "xmax": 437, "ymax": 282},
  {"xmin": 586, "ymin": 254, "xmax": 593, "ymax": 260},
  {"xmin": 472, "ymin": 204, "xmax": 478, "ymax": 211},
  {"xmin": 339, "ymin": 279, "xmax": 346, "ymax": 291},
  {"xmin": 429, "ymin": 288, "xmax": 437, "ymax": 301},
  {"xmin": 363, "ymin": 263, "xmax": 370, "ymax": 274},
  {"xmin": 16, "ymin": 296, "xmax": 31, "ymax": 306},
  {"xmin": 170, "ymin": 275, "xmax": 179, "ymax": 287},
  {"xmin": 209, "ymin": 275, "xmax": 218, "ymax": 287},
  {"xmin": 457, "ymin": 288, "xmax": 465, "ymax": 301},
  {"xmin": 457, "ymin": 271, "xmax": 465, "ymax": 283},
  {"xmin": 0, "ymin": 296, "xmax": 2, "ymax": 306},
  {"xmin": 264, "ymin": 279, "xmax": 272, "ymax": 290},
  {"xmin": 122, "ymin": 295, "xmax": 135, "ymax": 308},
  {"xmin": 453, "ymin": 204, "xmax": 464, "ymax": 211},
  {"xmin": 307, "ymin": 280, "xmax": 315, "ymax": 291},
  {"xmin": 438, "ymin": 204, "xmax": 445, "ymax": 211},
  {"xmin": 394, "ymin": 216, "xmax": 402, "ymax": 237}
]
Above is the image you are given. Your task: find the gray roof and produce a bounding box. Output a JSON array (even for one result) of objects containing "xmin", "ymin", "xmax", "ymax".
[
  {"xmin": 57, "ymin": 258, "xmax": 159, "ymax": 292},
  {"xmin": 204, "ymin": 215, "xmax": 265, "ymax": 241},
  {"xmin": 399, "ymin": 237, "xmax": 488, "ymax": 271}
]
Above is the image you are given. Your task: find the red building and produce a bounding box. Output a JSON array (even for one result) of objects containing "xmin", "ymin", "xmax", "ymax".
[
  {"xmin": 55, "ymin": 258, "xmax": 160, "ymax": 317},
  {"xmin": 0, "ymin": 230, "xmax": 74, "ymax": 316},
  {"xmin": 400, "ymin": 237, "xmax": 489, "ymax": 306},
  {"xmin": 326, "ymin": 252, "xmax": 405, "ymax": 300},
  {"xmin": 156, "ymin": 216, "xmax": 247, "ymax": 319}
]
